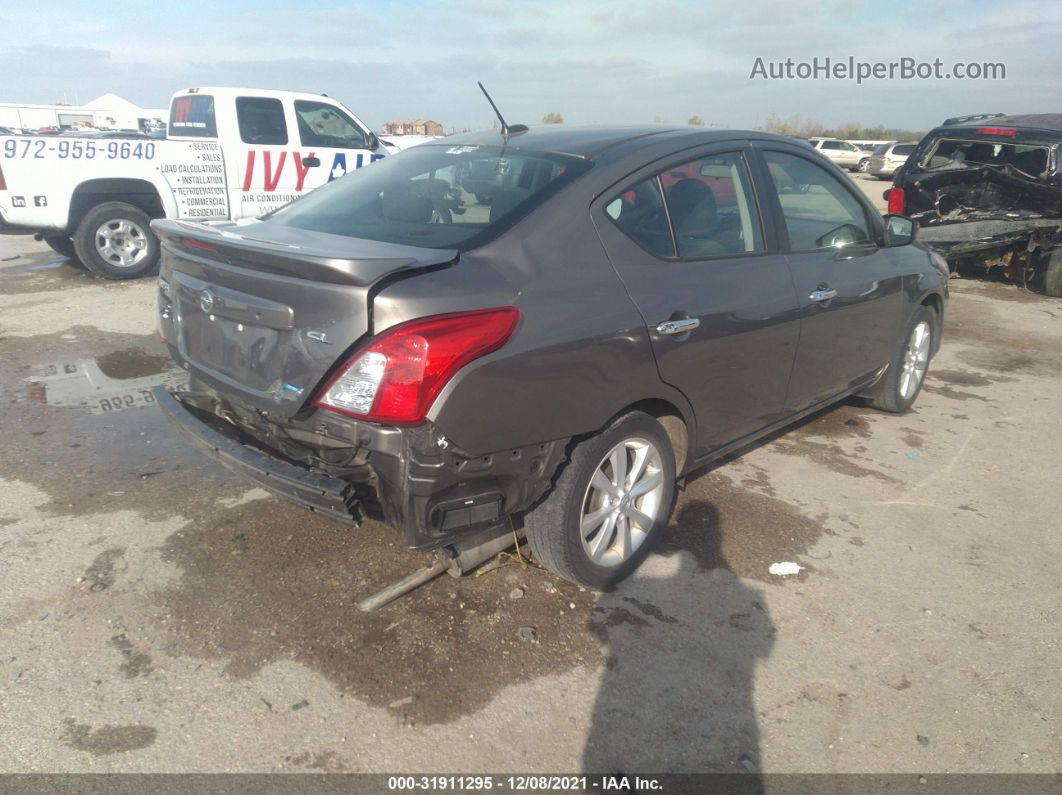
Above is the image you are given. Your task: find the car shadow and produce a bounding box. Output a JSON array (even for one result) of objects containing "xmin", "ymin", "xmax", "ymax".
[{"xmin": 581, "ymin": 497, "xmax": 776, "ymax": 783}]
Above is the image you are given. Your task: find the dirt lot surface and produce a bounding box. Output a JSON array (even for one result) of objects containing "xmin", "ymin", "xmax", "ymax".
[{"xmin": 1, "ymin": 188, "xmax": 1060, "ymax": 774}]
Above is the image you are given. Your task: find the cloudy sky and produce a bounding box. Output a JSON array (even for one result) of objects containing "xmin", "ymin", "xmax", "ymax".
[{"xmin": 2, "ymin": 0, "xmax": 1060, "ymax": 132}]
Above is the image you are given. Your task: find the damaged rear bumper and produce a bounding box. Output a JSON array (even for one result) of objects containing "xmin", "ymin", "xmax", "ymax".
[
  {"xmin": 154, "ymin": 385, "xmax": 569, "ymax": 550},
  {"xmin": 915, "ymin": 219, "xmax": 1062, "ymax": 258},
  {"xmin": 154, "ymin": 386, "xmax": 364, "ymax": 526}
]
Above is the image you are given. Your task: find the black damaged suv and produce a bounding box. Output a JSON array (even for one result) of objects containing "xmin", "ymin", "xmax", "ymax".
[{"xmin": 886, "ymin": 113, "xmax": 1062, "ymax": 296}]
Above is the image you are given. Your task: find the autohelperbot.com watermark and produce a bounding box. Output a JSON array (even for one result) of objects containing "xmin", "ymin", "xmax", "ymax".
[{"xmin": 749, "ymin": 56, "xmax": 1006, "ymax": 83}]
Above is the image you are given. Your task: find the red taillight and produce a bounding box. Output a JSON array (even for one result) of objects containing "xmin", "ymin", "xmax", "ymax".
[
  {"xmin": 314, "ymin": 307, "xmax": 521, "ymax": 424},
  {"xmin": 181, "ymin": 237, "xmax": 216, "ymax": 251},
  {"xmin": 887, "ymin": 187, "xmax": 906, "ymax": 215},
  {"xmin": 975, "ymin": 126, "xmax": 1017, "ymax": 137}
]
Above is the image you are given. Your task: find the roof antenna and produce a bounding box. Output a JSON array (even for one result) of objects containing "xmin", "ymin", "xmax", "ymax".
[{"xmin": 478, "ymin": 81, "xmax": 528, "ymax": 137}]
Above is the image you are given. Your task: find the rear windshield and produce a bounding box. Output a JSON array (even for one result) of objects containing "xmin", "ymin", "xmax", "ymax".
[
  {"xmin": 919, "ymin": 137, "xmax": 1050, "ymax": 177},
  {"xmin": 892, "ymin": 144, "xmax": 916, "ymax": 156},
  {"xmin": 267, "ymin": 144, "xmax": 592, "ymax": 250},
  {"xmin": 169, "ymin": 95, "xmax": 217, "ymax": 138},
  {"xmin": 872, "ymin": 144, "xmax": 890, "ymax": 155}
]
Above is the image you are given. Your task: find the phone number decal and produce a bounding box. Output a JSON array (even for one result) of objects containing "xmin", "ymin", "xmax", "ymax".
[{"xmin": 3, "ymin": 139, "xmax": 156, "ymax": 160}]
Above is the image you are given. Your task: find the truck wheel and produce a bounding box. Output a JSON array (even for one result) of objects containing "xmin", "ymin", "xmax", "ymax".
[
  {"xmin": 866, "ymin": 305, "xmax": 936, "ymax": 413},
  {"xmin": 523, "ymin": 411, "xmax": 676, "ymax": 589},
  {"xmin": 43, "ymin": 235, "xmax": 79, "ymax": 262},
  {"xmin": 72, "ymin": 202, "xmax": 160, "ymax": 280},
  {"xmin": 1044, "ymin": 250, "xmax": 1062, "ymax": 298}
]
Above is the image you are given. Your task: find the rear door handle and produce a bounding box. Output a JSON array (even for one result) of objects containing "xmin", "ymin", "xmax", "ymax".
[
  {"xmin": 809, "ymin": 288, "xmax": 837, "ymax": 303},
  {"xmin": 656, "ymin": 318, "xmax": 700, "ymax": 335}
]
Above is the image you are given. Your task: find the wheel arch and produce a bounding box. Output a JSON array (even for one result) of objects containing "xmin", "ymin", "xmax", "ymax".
[
  {"xmin": 68, "ymin": 178, "xmax": 171, "ymax": 233},
  {"xmin": 603, "ymin": 397, "xmax": 692, "ymax": 476},
  {"xmin": 919, "ymin": 291, "xmax": 945, "ymax": 356}
]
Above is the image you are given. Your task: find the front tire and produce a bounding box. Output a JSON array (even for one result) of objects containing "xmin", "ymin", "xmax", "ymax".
[
  {"xmin": 523, "ymin": 411, "xmax": 676, "ymax": 589},
  {"xmin": 867, "ymin": 305, "xmax": 936, "ymax": 413},
  {"xmin": 72, "ymin": 201, "xmax": 160, "ymax": 280}
]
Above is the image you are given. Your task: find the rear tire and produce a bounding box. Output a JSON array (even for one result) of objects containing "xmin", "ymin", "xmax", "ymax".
[
  {"xmin": 1043, "ymin": 250, "xmax": 1062, "ymax": 297},
  {"xmin": 72, "ymin": 201, "xmax": 160, "ymax": 280},
  {"xmin": 43, "ymin": 235, "xmax": 79, "ymax": 262},
  {"xmin": 523, "ymin": 411, "xmax": 676, "ymax": 589},
  {"xmin": 867, "ymin": 305, "xmax": 936, "ymax": 413}
]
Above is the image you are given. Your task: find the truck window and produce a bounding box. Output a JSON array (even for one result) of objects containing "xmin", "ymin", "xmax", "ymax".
[
  {"xmin": 169, "ymin": 95, "xmax": 217, "ymax": 138},
  {"xmin": 236, "ymin": 97, "xmax": 288, "ymax": 146},
  {"xmin": 294, "ymin": 101, "xmax": 369, "ymax": 149},
  {"xmin": 919, "ymin": 137, "xmax": 1049, "ymax": 177}
]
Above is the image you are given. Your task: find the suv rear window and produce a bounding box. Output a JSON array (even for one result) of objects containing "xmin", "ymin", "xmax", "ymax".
[
  {"xmin": 872, "ymin": 144, "xmax": 889, "ymax": 155},
  {"xmin": 892, "ymin": 144, "xmax": 916, "ymax": 156},
  {"xmin": 267, "ymin": 144, "xmax": 592, "ymax": 250},
  {"xmin": 169, "ymin": 95, "xmax": 216, "ymax": 138},
  {"xmin": 919, "ymin": 137, "xmax": 1050, "ymax": 176}
]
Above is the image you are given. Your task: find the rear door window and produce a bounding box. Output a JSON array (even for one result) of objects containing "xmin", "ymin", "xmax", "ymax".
[
  {"xmin": 605, "ymin": 177, "xmax": 674, "ymax": 257},
  {"xmin": 294, "ymin": 101, "xmax": 369, "ymax": 149},
  {"xmin": 763, "ymin": 150, "xmax": 872, "ymax": 251},
  {"xmin": 236, "ymin": 97, "xmax": 288, "ymax": 145},
  {"xmin": 658, "ymin": 153, "xmax": 764, "ymax": 257},
  {"xmin": 168, "ymin": 95, "xmax": 216, "ymax": 138}
]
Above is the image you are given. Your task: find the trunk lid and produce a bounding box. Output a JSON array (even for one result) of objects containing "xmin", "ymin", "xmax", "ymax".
[{"xmin": 153, "ymin": 219, "xmax": 456, "ymax": 416}]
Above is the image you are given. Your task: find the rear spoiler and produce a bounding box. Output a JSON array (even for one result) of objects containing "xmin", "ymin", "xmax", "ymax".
[{"xmin": 941, "ymin": 113, "xmax": 1005, "ymax": 126}]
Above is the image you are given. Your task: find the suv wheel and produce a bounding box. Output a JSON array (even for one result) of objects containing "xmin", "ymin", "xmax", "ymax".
[
  {"xmin": 867, "ymin": 305, "xmax": 936, "ymax": 413},
  {"xmin": 72, "ymin": 201, "xmax": 160, "ymax": 280},
  {"xmin": 858, "ymin": 158, "xmax": 870, "ymax": 173},
  {"xmin": 523, "ymin": 411, "xmax": 676, "ymax": 588}
]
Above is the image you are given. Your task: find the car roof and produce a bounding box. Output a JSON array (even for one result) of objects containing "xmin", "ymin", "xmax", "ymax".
[
  {"xmin": 421, "ymin": 125, "xmax": 803, "ymax": 159},
  {"xmin": 947, "ymin": 113, "xmax": 1062, "ymax": 135}
]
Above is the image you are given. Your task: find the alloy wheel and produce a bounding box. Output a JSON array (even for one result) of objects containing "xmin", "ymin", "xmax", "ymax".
[
  {"xmin": 95, "ymin": 218, "xmax": 149, "ymax": 268},
  {"xmin": 580, "ymin": 436, "xmax": 666, "ymax": 567},
  {"xmin": 899, "ymin": 320, "xmax": 931, "ymax": 399}
]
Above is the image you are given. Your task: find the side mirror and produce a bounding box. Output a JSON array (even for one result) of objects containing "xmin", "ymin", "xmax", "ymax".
[
  {"xmin": 882, "ymin": 214, "xmax": 916, "ymax": 246},
  {"xmin": 367, "ymin": 132, "xmax": 381, "ymax": 151},
  {"xmin": 301, "ymin": 156, "xmax": 321, "ymax": 168}
]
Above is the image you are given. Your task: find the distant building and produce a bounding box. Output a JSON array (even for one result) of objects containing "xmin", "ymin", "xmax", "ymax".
[
  {"xmin": 0, "ymin": 93, "xmax": 166, "ymax": 132},
  {"xmin": 383, "ymin": 118, "xmax": 444, "ymax": 137}
]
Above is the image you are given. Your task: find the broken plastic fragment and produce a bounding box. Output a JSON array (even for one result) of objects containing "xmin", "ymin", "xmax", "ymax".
[{"xmin": 768, "ymin": 561, "xmax": 804, "ymax": 576}]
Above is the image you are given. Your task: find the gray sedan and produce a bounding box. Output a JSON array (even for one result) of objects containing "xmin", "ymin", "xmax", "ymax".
[{"xmin": 153, "ymin": 125, "xmax": 948, "ymax": 588}]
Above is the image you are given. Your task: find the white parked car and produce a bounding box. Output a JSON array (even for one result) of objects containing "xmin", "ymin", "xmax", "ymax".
[
  {"xmin": 806, "ymin": 138, "xmax": 867, "ymax": 172},
  {"xmin": 0, "ymin": 87, "xmax": 387, "ymax": 278},
  {"xmin": 868, "ymin": 141, "xmax": 918, "ymax": 180}
]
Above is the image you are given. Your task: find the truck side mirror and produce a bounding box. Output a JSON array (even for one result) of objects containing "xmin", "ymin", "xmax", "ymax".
[
  {"xmin": 368, "ymin": 132, "xmax": 381, "ymax": 151},
  {"xmin": 882, "ymin": 214, "xmax": 916, "ymax": 246}
]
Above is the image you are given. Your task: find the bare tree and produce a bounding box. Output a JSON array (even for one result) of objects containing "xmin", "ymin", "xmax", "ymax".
[{"xmin": 542, "ymin": 112, "xmax": 564, "ymax": 124}]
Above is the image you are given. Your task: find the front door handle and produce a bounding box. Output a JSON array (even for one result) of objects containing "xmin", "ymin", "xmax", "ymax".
[
  {"xmin": 656, "ymin": 318, "xmax": 700, "ymax": 335},
  {"xmin": 809, "ymin": 288, "xmax": 838, "ymax": 303}
]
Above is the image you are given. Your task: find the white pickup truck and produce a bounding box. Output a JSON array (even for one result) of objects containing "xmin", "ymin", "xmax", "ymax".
[{"xmin": 0, "ymin": 87, "xmax": 389, "ymax": 279}]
